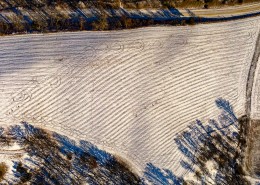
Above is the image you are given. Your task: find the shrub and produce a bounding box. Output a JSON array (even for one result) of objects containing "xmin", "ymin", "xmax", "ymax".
[
  {"xmin": 12, "ymin": 16, "xmax": 26, "ymax": 32},
  {"xmin": 32, "ymin": 19, "xmax": 48, "ymax": 31},
  {"xmin": 159, "ymin": 0, "xmax": 176, "ymax": 8},
  {"xmin": 0, "ymin": 22, "xmax": 11, "ymax": 34},
  {"xmin": 180, "ymin": 20, "xmax": 187, "ymax": 26},
  {"xmin": 92, "ymin": 15, "xmax": 109, "ymax": 30},
  {"xmin": 187, "ymin": 17, "xmax": 196, "ymax": 25},
  {"xmin": 79, "ymin": 16, "xmax": 86, "ymax": 30},
  {"xmin": 121, "ymin": 16, "xmax": 133, "ymax": 29}
]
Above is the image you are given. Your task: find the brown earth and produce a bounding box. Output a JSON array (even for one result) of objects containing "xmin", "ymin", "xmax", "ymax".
[{"xmin": 245, "ymin": 120, "xmax": 260, "ymax": 178}]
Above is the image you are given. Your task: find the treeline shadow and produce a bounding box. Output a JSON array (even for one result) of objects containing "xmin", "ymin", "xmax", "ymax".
[
  {"xmin": 9, "ymin": 123, "xmax": 142, "ymax": 185},
  {"xmin": 143, "ymin": 98, "xmax": 250, "ymax": 185}
]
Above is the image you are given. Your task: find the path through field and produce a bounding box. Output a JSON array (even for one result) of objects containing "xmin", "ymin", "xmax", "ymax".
[{"xmin": 180, "ymin": 2, "xmax": 260, "ymax": 17}]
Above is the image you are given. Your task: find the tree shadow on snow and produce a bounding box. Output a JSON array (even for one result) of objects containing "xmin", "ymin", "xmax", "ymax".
[
  {"xmin": 143, "ymin": 98, "xmax": 250, "ymax": 185},
  {"xmin": 9, "ymin": 122, "xmax": 141, "ymax": 185}
]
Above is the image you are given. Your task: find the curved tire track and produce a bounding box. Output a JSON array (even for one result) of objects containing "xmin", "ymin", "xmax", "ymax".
[{"xmin": 246, "ymin": 31, "xmax": 260, "ymax": 117}]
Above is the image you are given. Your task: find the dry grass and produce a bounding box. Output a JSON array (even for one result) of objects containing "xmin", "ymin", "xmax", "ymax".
[
  {"xmin": 176, "ymin": 0, "xmax": 205, "ymax": 8},
  {"xmin": 0, "ymin": 163, "xmax": 8, "ymax": 182}
]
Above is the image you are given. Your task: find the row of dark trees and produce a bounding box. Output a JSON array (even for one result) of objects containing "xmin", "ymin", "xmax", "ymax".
[
  {"xmin": 7, "ymin": 0, "xmax": 248, "ymax": 9},
  {"xmin": 0, "ymin": 16, "xmax": 197, "ymax": 35}
]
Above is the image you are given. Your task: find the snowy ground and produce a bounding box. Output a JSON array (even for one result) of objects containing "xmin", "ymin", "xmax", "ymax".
[
  {"xmin": 0, "ymin": 16, "xmax": 259, "ymax": 175},
  {"xmin": 251, "ymin": 52, "xmax": 260, "ymax": 119}
]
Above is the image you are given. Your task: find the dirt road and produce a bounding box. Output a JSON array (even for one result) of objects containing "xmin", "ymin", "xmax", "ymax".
[{"xmin": 180, "ymin": 2, "xmax": 260, "ymax": 18}]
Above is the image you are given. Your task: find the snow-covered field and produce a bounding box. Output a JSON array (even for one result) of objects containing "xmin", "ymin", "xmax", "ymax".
[
  {"xmin": 0, "ymin": 16, "xmax": 259, "ymax": 175},
  {"xmin": 251, "ymin": 51, "xmax": 260, "ymax": 119}
]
